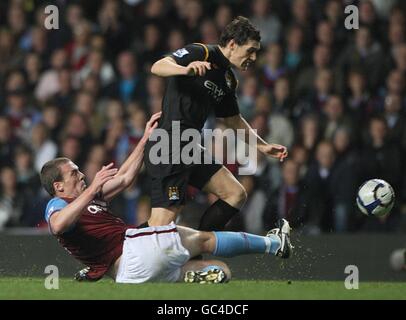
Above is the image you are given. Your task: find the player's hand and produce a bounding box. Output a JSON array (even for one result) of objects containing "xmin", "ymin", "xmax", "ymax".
[
  {"xmin": 185, "ymin": 61, "xmax": 211, "ymax": 76},
  {"xmin": 90, "ymin": 163, "xmax": 118, "ymax": 194},
  {"xmin": 142, "ymin": 111, "xmax": 162, "ymax": 141},
  {"xmin": 260, "ymin": 144, "xmax": 288, "ymax": 162}
]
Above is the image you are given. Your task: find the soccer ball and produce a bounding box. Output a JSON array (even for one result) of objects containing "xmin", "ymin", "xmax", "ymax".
[
  {"xmin": 389, "ymin": 248, "xmax": 406, "ymax": 271},
  {"xmin": 356, "ymin": 179, "xmax": 395, "ymax": 217}
]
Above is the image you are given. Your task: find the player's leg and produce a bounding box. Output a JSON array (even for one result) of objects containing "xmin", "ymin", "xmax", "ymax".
[
  {"xmin": 190, "ymin": 165, "xmax": 247, "ymax": 231},
  {"xmin": 178, "ymin": 219, "xmax": 293, "ymax": 259},
  {"xmin": 148, "ymin": 206, "xmax": 183, "ymax": 226},
  {"xmin": 147, "ymin": 172, "xmax": 189, "ymax": 226}
]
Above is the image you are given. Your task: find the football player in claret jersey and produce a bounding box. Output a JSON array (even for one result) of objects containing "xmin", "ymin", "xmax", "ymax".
[
  {"xmin": 145, "ymin": 16, "xmax": 289, "ymax": 232},
  {"xmin": 41, "ymin": 113, "xmax": 293, "ymax": 284}
]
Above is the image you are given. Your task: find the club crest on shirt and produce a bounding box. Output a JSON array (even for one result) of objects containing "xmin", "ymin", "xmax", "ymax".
[
  {"xmin": 168, "ymin": 186, "xmax": 180, "ymax": 201},
  {"xmin": 225, "ymin": 69, "xmax": 238, "ymax": 90}
]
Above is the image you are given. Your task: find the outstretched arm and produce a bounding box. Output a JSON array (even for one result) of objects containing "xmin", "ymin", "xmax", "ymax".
[
  {"xmin": 223, "ymin": 114, "xmax": 288, "ymax": 162},
  {"xmin": 151, "ymin": 56, "xmax": 211, "ymax": 77},
  {"xmin": 100, "ymin": 112, "xmax": 161, "ymax": 201}
]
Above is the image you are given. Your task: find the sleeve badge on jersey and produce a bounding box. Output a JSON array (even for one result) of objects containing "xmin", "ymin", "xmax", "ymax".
[{"xmin": 173, "ymin": 48, "xmax": 189, "ymax": 58}]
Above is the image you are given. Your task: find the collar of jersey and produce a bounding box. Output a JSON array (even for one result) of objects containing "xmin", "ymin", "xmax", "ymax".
[{"xmin": 214, "ymin": 45, "xmax": 231, "ymax": 69}]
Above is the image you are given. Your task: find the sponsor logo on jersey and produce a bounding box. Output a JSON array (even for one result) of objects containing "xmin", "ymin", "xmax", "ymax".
[
  {"xmin": 204, "ymin": 80, "xmax": 225, "ymax": 102},
  {"xmin": 168, "ymin": 186, "xmax": 180, "ymax": 201},
  {"xmin": 87, "ymin": 204, "xmax": 105, "ymax": 214},
  {"xmin": 173, "ymin": 48, "xmax": 189, "ymax": 58}
]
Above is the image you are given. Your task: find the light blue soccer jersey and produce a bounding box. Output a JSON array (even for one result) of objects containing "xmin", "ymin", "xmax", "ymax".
[{"xmin": 45, "ymin": 197, "xmax": 68, "ymax": 223}]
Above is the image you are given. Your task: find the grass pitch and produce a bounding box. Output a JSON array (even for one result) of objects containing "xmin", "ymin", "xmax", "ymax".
[{"xmin": 0, "ymin": 278, "xmax": 404, "ymax": 299}]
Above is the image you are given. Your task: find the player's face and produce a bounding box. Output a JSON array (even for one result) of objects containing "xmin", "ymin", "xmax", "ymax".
[
  {"xmin": 57, "ymin": 161, "xmax": 86, "ymax": 197},
  {"xmin": 229, "ymin": 39, "xmax": 260, "ymax": 71}
]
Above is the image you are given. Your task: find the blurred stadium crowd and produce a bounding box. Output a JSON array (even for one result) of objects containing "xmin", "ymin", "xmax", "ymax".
[{"xmin": 0, "ymin": 0, "xmax": 405, "ymax": 234}]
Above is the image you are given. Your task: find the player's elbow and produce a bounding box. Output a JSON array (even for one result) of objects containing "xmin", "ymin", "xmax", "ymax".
[
  {"xmin": 150, "ymin": 61, "xmax": 161, "ymax": 76},
  {"xmin": 150, "ymin": 62, "xmax": 158, "ymax": 75},
  {"xmin": 50, "ymin": 221, "xmax": 67, "ymax": 235},
  {"xmin": 118, "ymin": 174, "xmax": 134, "ymax": 191}
]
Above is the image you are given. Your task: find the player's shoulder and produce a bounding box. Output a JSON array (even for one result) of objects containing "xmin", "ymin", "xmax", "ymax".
[
  {"xmin": 45, "ymin": 197, "xmax": 69, "ymax": 222},
  {"xmin": 170, "ymin": 43, "xmax": 208, "ymax": 62},
  {"xmin": 46, "ymin": 197, "xmax": 68, "ymax": 209}
]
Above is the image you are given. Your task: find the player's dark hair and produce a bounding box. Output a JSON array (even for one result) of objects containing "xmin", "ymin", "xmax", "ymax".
[
  {"xmin": 40, "ymin": 157, "xmax": 70, "ymax": 196},
  {"xmin": 219, "ymin": 16, "xmax": 261, "ymax": 47}
]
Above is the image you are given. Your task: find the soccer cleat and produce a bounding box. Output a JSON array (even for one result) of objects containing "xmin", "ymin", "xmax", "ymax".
[
  {"xmin": 267, "ymin": 218, "xmax": 294, "ymax": 259},
  {"xmin": 74, "ymin": 267, "xmax": 90, "ymax": 281},
  {"xmin": 184, "ymin": 267, "xmax": 227, "ymax": 284}
]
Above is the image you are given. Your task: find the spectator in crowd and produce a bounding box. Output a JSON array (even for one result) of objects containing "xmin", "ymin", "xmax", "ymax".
[
  {"xmin": 97, "ymin": 0, "xmax": 130, "ymax": 58},
  {"xmin": 267, "ymin": 159, "xmax": 306, "ymax": 230},
  {"xmin": 382, "ymin": 93, "xmax": 406, "ymax": 149},
  {"xmin": 271, "ymin": 76, "xmax": 295, "ymax": 120},
  {"xmin": 337, "ymin": 26, "xmax": 385, "ymax": 91},
  {"xmin": 4, "ymin": 88, "xmax": 41, "ymax": 142},
  {"xmin": 345, "ymin": 69, "xmax": 376, "ymax": 123},
  {"xmin": 35, "ymin": 48, "xmax": 68, "ymax": 102},
  {"xmin": 31, "ymin": 122, "xmax": 58, "ymax": 173},
  {"xmin": 250, "ymin": 0, "xmax": 281, "ymax": 46},
  {"xmin": 0, "ymin": 166, "xmax": 29, "ymax": 229},
  {"xmin": 41, "ymin": 103, "xmax": 62, "ymax": 142},
  {"xmin": 215, "ymin": 4, "xmax": 233, "ymax": 31},
  {"xmin": 284, "ymin": 24, "xmax": 305, "ymax": 72},
  {"xmin": 261, "ymin": 43, "xmax": 287, "ymax": 89},
  {"xmin": 13, "ymin": 145, "xmax": 45, "ymax": 226},
  {"xmin": 60, "ymin": 112, "xmax": 94, "ymax": 165},
  {"xmin": 323, "ymin": 0, "xmax": 346, "ymax": 50},
  {"xmin": 200, "ymin": 19, "xmax": 219, "ymax": 45},
  {"xmin": 23, "ymin": 52, "xmax": 42, "ymax": 92},
  {"xmin": 290, "ymin": 0, "xmax": 315, "ymax": 50},
  {"xmin": 331, "ymin": 127, "xmax": 360, "ymax": 232},
  {"xmin": 240, "ymin": 175, "xmax": 267, "ymax": 235},
  {"xmin": 321, "ymin": 95, "xmax": 354, "ymax": 140},
  {"xmin": 53, "ymin": 67, "xmax": 75, "ymax": 113},
  {"xmin": 167, "ymin": 28, "xmax": 186, "ymax": 53},
  {"xmin": 302, "ymin": 141, "xmax": 337, "ymax": 233},
  {"xmin": 295, "ymin": 44, "xmax": 332, "ymax": 98},
  {"xmin": 136, "ymin": 23, "xmax": 165, "ymax": 74},
  {"xmin": 78, "ymin": 49, "xmax": 115, "ymax": 88},
  {"xmin": 106, "ymin": 50, "xmax": 145, "ymax": 104},
  {"xmin": 239, "ymin": 75, "xmax": 259, "ymax": 120},
  {"xmin": 0, "ymin": 116, "xmax": 19, "ymax": 168},
  {"xmin": 295, "ymin": 113, "xmax": 322, "ymax": 160}
]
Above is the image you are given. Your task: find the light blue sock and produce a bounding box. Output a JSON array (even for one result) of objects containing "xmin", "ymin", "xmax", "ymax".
[{"xmin": 212, "ymin": 232, "xmax": 281, "ymax": 257}]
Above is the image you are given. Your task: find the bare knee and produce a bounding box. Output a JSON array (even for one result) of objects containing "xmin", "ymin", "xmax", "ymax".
[
  {"xmin": 223, "ymin": 184, "xmax": 247, "ymax": 209},
  {"xmin": 198, "ymin": 231, "xmax": 216, "ymax": 254}
]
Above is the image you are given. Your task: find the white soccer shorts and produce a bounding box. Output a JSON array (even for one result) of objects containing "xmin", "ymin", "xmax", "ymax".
[{"xmin": 115, "ymin": 222, "xmax": 190, "ymax": 283}]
